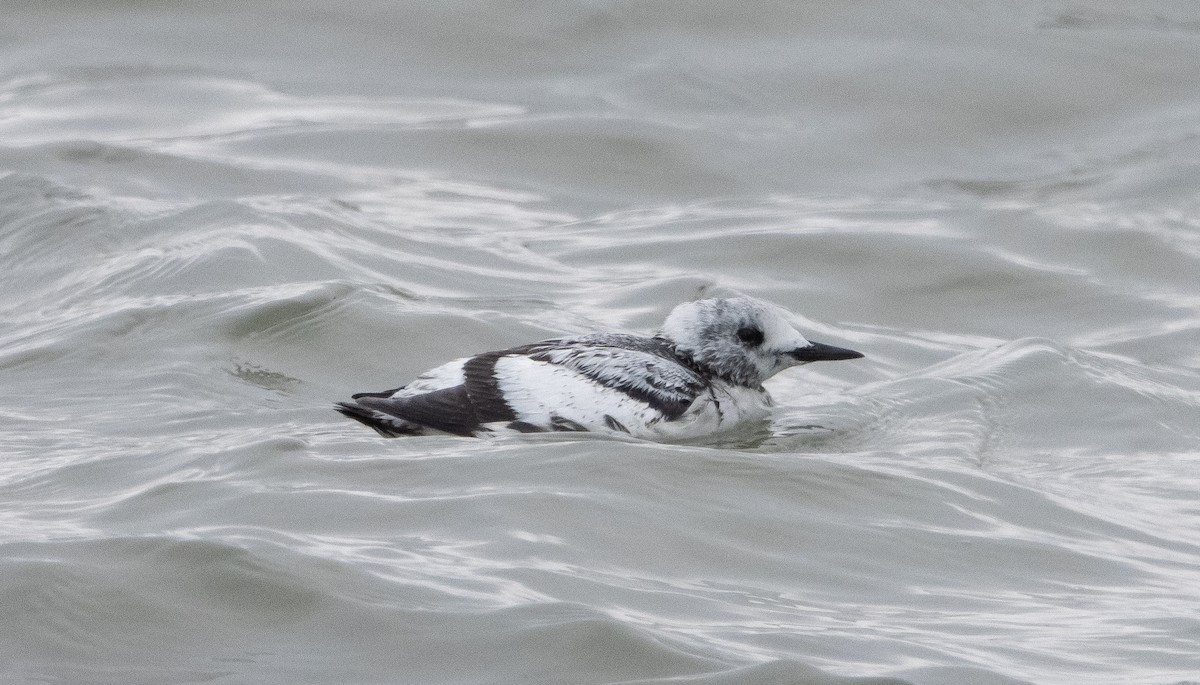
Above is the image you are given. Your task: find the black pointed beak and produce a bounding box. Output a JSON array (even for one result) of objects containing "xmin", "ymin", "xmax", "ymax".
[{"xmin": 790, "ymin": 340, "xmax": 865, "ymax": 363}]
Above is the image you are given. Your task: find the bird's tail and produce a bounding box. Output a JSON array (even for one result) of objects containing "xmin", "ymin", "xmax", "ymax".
[{"xmin": 334, "ymin": 401, "xmax": 422, "ymax": 438}]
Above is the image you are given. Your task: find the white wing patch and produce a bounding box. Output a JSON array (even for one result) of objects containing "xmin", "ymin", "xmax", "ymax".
[
  {"xmin": 393, "ymin": 358, "xmax": 467, "ymax": 397},
  {"xmin": 523, "ymin": 344, "xmax": 705, "ymax": 418},
  {"xmin": 493, "ymin": 357, "xmax": 667, "ymax": 437},
  {"xmin": 492, "ymin": 356, "xmax": 772, "ymax": 440}
]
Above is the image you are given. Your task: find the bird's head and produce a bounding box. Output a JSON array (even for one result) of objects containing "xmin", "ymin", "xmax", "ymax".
[{"xmin": 660, "ymin": 296, "xmax": 863, "ymax": 387}]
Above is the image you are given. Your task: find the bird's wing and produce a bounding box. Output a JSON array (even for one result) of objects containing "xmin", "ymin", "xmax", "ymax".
[
  {"xmin": 512, "ymin": 336, "xmax": 709, "ymax": 420},
  {"xmin": 352, "ymin": 352, "xmax": 516, "ymax": 436},
  {"xmin": 346, "ymin": 335, "xmax": 708, "ymax": 436}
]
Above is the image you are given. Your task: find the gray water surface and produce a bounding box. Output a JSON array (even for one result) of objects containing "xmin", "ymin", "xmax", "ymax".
[{"xmin": 2, "ymin": 2, "xmax": 1199, "ymax": 684}]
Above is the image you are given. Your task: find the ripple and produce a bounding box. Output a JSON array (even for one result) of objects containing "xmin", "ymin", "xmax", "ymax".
[
  {"xmin": 0, "ymin": 73, "xmax": 524, "ymax": 146},
  {"xmin": 4, "ymin": 8, "xmax": 1200, "ymax": 682}
]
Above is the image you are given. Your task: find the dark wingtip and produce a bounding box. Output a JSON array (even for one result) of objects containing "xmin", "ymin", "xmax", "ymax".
[{"xmin": 791, "ymin": 340, "xmax": 865, "ymax": 363}]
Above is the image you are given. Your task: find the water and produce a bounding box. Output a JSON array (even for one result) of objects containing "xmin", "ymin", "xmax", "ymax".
[{"xmin": 2, "ymin": 2, "xmax": 1199, "ymax": 683}]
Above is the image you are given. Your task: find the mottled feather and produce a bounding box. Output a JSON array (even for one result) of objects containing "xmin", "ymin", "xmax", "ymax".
[
  {"xmin": 335, "ymin": 297, "xmax": 864, "ymax": 440},
  {"xmin": 514, "ymin": 334, "xmax": 708, "ymax": 420}
]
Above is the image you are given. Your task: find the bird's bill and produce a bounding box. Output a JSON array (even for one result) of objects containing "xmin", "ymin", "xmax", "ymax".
[{"xmin": 790, "ymin": 340, "xmax": 865, "ymax": 362}]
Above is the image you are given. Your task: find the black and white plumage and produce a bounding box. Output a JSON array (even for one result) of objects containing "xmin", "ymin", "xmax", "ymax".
[{"xmin": 335, "ymin": 296, "xmax": 864, "ymax": 441}]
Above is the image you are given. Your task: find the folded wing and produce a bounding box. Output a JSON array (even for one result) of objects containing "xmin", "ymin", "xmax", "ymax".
[
  {"xmin": 516, "ymin": 335, "xmax": 708, "ymax": 421},
  {"xmin": 339, "ymin": 334, "xmax": 710, "ymax": 436}
]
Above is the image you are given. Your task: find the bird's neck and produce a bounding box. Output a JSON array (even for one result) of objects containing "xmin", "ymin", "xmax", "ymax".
[{"xmin": 660, "ymin": 337, "xmax": 764, "ymax": 390}]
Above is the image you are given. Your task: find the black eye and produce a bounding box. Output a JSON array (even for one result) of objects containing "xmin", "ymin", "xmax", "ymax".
[{"xmin": 736, "ymin": 327, "xmax": 764, "ymax": 346}]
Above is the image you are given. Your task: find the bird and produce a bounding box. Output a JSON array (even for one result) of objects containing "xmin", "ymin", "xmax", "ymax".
[{"xmin": 335, "ymin": 296, "xmax": 864, "ymax": 441}]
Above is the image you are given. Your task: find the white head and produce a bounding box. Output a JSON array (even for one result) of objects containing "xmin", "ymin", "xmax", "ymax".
[{"xmin": 660, "ymin": 296, "xmax": 863, "ymax": 387}]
